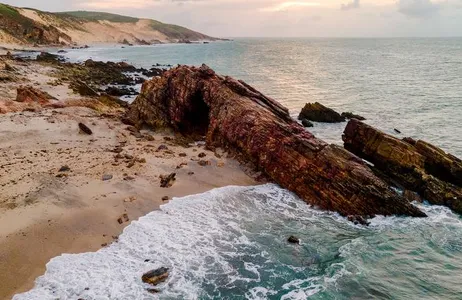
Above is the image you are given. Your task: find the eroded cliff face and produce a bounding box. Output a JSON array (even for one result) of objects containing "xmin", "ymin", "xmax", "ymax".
[
  {"xmin": 124, "ymin": 65, "xmax": 426, "ymax": 220},
  {"xmin": 343, "ymin": 119, "xmax": 462, "ymax": 215},
  {"xmin": 0, "ymin": 4, "xmax": 213, "ymax": 47}
]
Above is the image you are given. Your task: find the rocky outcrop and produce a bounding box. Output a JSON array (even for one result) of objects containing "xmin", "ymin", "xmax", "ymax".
[
  {"xmin": 16, "ymin": 86, "xmax": 56, "ymax": 104},
  {"xmin": 124, "ymin": 65, "xmax": 425, "ymax": 219},
  {"xmin": 343, "ymin": 119, "xmax": 462, "ymax": 214},
  {"xmin": 298, "ymin": 102, "xmax": 345, "ymax": 123}
]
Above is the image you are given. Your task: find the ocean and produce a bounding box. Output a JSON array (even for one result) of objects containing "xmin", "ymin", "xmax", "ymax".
[{"xmin": 14, "ymin": 38, "xmax": 462, "ymax": 299}]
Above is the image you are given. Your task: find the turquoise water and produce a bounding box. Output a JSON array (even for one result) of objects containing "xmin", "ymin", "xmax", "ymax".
[
  {"xmin": 14, "ymin": 185, "xmax": 462, "ymax": 300},
  {"xmin": 15, "ymin": 39, "xmax": 462, "ymax": 299}
]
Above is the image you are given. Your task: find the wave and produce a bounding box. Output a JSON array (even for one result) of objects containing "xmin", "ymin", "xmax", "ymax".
[{"xmin": 14, "ymin": 184, "xmax": 462, "ymax": 300}]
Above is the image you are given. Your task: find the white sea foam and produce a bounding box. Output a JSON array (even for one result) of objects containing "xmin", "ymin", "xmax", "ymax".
[
  {"xmin": 13, "ymin": 185, "xmax": 338, "ymax": 300},
  {"xmin": 13, "ymin": 184, "xmax": 462, "ymax": 299}
]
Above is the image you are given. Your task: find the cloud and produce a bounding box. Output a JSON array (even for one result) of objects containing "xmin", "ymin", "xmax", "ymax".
[
  {"xmin": 397, "ymin": 0, "xmax": 442, "ymax": 17},
  {"xmin": 78, "ymin": 0, "xmax": 157, "ymax": 9},
  {"xmin": 341, "ymin": 0, "xmax": 360, "ymax": 11},
  {"xmin": 261, "ymin": 1, "xmax": 321, "ymax": 12}
]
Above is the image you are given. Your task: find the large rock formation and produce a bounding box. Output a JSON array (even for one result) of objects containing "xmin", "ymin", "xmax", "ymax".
[
  {"xmin": 343, "ymin": 119, "xmax": 462, "ymax": 214},
  {"xmin": 125, "ymin": 65, "xmax": 425, "ymax": 219}
]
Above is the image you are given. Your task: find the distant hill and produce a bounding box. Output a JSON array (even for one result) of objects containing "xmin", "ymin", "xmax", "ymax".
[{"xmin": 0, "ymin": 3, "xmax": 215, "ymax": 47}]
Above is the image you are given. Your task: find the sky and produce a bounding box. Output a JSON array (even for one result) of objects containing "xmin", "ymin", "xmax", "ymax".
[{"xmin": 4, "ymin": 0, "xmax": 462, "ymax": 37}]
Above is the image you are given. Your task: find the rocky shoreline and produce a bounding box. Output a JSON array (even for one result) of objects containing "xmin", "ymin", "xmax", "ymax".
[
  {"xmin": 1, "ymin": 53, "xmax": 461, "ymax": 298},
  {"xmin": 0, "ymin": 53, "xmax": 256, "ymax": 299}
]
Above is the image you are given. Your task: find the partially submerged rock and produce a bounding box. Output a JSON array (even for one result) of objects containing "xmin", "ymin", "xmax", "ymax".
[
  {"xmin": 124, "ymin": 65, "xmax": 425, "ymax": 218},
  {"xmin": 301, "ymin": 118, "xmax": 314, "ymax": 128},
  {"xmin": 287, "ymin": 236, "xmax": 300, "ymax": 244},
  {"xmin": 341, "ymin": 112, "xmax": 366, "ymax": 121},
  {"xmin": 142, "ymin": 267, "xmax": 169, "ymax": 286},
  {"xmin": 298, "ymin": 102, "xmax": 345, "ymax": 123},
  {"xmin": 343, "ymin": 119, "xmax": 462, "ymax": 214}
]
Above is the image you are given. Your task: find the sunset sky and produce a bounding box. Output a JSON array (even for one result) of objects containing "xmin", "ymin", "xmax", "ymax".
[{"xmin": 4, "ymin": 0, "xmax": 462, "ymax": 37}]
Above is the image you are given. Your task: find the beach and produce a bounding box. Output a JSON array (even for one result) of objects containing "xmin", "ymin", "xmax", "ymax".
[{"xmin": 0, "ymin": 55, "xmax": 256, "ymax": 299}]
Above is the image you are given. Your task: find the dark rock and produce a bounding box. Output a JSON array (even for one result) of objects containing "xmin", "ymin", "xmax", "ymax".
[
  {"xmin": 287, "ymin": 236, "xmax": 300, "ymax": 244},
  {"xmin": 198, "ymin": 152, "xmax": 207, "ymax": 158},
  {"xmin": 160, "ymin": 173, "xmax": 176, "ymax": 188},
  {"xmin": 142, "ymin": 68, "xmax": 165, "ymax": 78},
  {"xmin": 341, "ymin": 112, "xmax": 366, "ymax": 121},
  {"xmin": 123, "ymin": 65, "xmax": 425, "ymax": 218},
  {"xmin": 179, "ymin": 153, "xmax": 187, "ymax": 157},
  {"xmin": 347, "ymin": 215, "xmax": 370, "ymax": 226},
  {"xmin": 78, "ymin": 122, "xmax": 93, "ymax": 135},
  {"xmin": 142, "ymin": 267, "xmax": 169, "ymax": 286},
  {"xmin": 343, "ymin": 119, "xmax": 462, "ymax": 214},
  {"xmin": 70, "ymin": 80, "xmax": 99, "ymax": 97},
  {"xmin": 58, "ymin": 165, "xmax": 70, "ymax": 172},
  {"xmin": 57, "ymin": 50, "xmax": 67, "ymax": 53},
  {"xmin": 105, "ymin": 86, "xmax": 138, "ymax": 97},
  {"xmin": 162, "ymin": 196, "xmax": 169, "ymax": 201},
  {"xmin": 301, "ymin": 119, "xmax": 313, "ymax": 128},
  {"xmin": 298, "ymin": 102, "xmax": 345, "ymax": 123},
  {"xmin": 36, "ymin": 52, "xmax": 63, "ymax": 63}
]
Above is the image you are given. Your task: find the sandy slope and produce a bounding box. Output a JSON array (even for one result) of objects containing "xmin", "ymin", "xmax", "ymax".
[{"xmin": 0, "ymin": 58, "xmax": 256, "ymax": 299}]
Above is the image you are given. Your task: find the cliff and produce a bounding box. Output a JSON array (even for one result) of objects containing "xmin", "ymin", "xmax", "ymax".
[{"xmin": 0, "ymin": 3, "xmax": 215, "ymax": 47}]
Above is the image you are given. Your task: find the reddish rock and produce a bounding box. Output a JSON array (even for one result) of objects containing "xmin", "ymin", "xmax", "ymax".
[
  {"xmin": 15, "ymin": 86, "xmax": 56, "ymax": 104},
  {"xmin": 124, "ymin": 65, "xmax": 425, "ymax": 219},
  {"xmin": 343, "ymin": 119, "xmax": 462, "ymax": 214}
]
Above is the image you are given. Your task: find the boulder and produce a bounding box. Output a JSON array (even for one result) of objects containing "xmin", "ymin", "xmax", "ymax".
[
  {"xmin": 123, "ymin": 65, "xmax": 425, "ymax": 219},
  {"xmin": 16, "ymin": 86, "xmax": 56, "ymax": 104},
  {"xmin": 298, "ymin": 102, "xmax": 345, "ymax": 123},
  {"xmin": 343, "ymin": 119, "xmax": 462, "ymax": 214},
  {"xmin": 142, "ymin": 267, "xmax": 169, "ymax": 286},
  {"xmin": 301, "ymin": 118, "xmax": 314, "ymax": 128},
  {"xmin": 287, "ymin": 236, "xmax": 300, "ymax": 244},
  {"xmin": 78, "ymin": 122, "xmax": 93, "ymax": 135}
]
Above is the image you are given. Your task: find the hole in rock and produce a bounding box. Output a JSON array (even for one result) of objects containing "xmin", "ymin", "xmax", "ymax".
[{"xmin": 179, "ymin": 90, "xmax": 210, "ymax": 137}]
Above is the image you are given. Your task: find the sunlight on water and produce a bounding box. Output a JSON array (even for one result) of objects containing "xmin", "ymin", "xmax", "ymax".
[{"xmin": 60, "ymin": 38, "xmax": 462, "ymax": 156}]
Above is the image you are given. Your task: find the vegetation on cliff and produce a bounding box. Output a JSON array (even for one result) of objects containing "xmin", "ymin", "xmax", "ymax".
[{"xmin": 0, "ymin": 3, "xmax": 214, "ymax": 47}]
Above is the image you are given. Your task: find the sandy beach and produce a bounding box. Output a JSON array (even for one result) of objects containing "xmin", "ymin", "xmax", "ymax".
[{"xmin": 0, "ymin": 55, "xmax": 256, "ymax": 299}]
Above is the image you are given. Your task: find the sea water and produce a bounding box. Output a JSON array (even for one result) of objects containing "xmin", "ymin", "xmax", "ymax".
[
  {"xmin": 15, "ymin": 38, "xmax": 462, "ymax": 299},
  {"xmin": 13, "ymin": 185, "xmax": 462, "ymax": 300}
]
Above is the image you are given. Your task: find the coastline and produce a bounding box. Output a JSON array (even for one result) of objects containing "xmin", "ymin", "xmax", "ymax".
[{"xmin": 0, "ymin": 54, "xmax": 256, "ymax": 299}]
